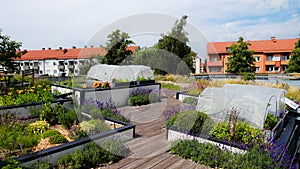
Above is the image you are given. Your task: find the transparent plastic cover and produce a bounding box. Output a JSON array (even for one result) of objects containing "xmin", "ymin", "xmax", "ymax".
[{"xmin": 196, "ymin": 84, "xmax": 286, "ymax": 129}]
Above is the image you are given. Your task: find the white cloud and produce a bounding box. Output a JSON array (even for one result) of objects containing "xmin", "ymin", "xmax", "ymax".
[{"xmin": 0, "ymin": 0, "xmax": 299, "ymax": 49}]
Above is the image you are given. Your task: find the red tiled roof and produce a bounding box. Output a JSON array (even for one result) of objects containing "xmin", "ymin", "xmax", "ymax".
[
  {"xmin": 207, "ymin": 38, "xmax": 298, "ymax": 54},
  {"xmin": 15, "ymin": 46, "xmax": 139, "ymax": 61},
  {"xmin": 126, "ymin": 46, "xmax": 140, "ymax": 52}
]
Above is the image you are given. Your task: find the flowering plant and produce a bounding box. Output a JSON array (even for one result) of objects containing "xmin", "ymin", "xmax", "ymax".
[{"xmin": 92, "ymin": 81, "xmax": 111, "ymax": 88}]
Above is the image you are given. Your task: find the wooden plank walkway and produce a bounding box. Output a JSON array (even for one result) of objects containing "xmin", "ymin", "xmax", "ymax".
[{"xmin": 101, "ymin": 90, "xmax": 208, "ymax": 169}]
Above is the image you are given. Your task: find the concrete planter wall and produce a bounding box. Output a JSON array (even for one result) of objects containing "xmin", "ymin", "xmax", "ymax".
[
  {"xmin": 176, "ymin": 92, "xmax": 198, "ymax": 101},
  {"xmin": 167, "ymin": 128, "xmax": 245, "ymax": 154},
  {"xmin": 0, "ymin": 99, "xmax": 72, "ymax": 118},
  {"xmin": 14, "ymin": 117, "xmax": 135, "ymax": 167},
  {"xmin": 73, "ymin": 83, "xmax": 161, "ymax": 107}
]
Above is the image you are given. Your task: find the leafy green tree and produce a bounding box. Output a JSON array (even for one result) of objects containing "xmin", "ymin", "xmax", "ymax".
[
  {"xmin": 155, "ymin": 15, "xmax": 195, "ymax": 75},
  {"xmin": 101, "ymin": 30, "xmax": 134, "ymax": 65},
  {"xmin": 286, "ymin": 35, "xmax": 300, "ymax": 73},
  {"xmin": 226, "ymin": 37, "xmax": 255, "ymax": 80},
  {"xmin": 0, "ymin": 29, "xmax": 22, "ymax": 72}
]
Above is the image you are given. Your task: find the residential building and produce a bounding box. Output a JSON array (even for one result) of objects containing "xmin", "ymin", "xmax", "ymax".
[
  {"xmin": 14, "ymin": 46, "xmax": 106, "ymax": 76},
  {"xmin": 193, "ymin": 57, "xmax": 205, "ymax": 74},
  {"xmin": 206, "ymin": 37, "xmax": 298, "ymax": 74}
]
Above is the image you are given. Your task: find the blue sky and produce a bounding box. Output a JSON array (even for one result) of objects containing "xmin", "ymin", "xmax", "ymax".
[{"xmin": 1, "ymin": 0, "xmax": 300, "ymax": 58}]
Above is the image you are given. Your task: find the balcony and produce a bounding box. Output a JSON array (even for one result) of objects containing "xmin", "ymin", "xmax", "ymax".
[
  {"xmin": 68, "ymin": 65, "xmax": 74, "ymax": 69},
  {"xmin": 207, "ymin": 61, "xmax": 223, "ymax": 67},
  {"xmin": 58, "ymin": 65, "xmax": 65, "ymax": 69},
  {"xmin": 33, "ymin": 66, "xmax": 39, "ymax": 70}
]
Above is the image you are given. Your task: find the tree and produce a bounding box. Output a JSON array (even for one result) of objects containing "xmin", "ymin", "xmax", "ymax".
[
  {"xmin": 226, "ymin": 37, "xmax": 255, "ymax": 80},
  {"xmin": 286, "ymin": 35, "xmax": 300, "ymax": 73},
  {"xmin": 0, "ymin": 29, "xmax": 22, "ymax": 72},
  {"xmin": 155, "ymin": 15, "xmax": 195, "ymax": 75},
  {"xmin": 101, "ymin": 30, "xmax": 134, "ymax": 65}
]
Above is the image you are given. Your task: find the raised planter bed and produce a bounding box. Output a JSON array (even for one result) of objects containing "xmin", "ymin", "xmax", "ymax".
[
  {"xmin": 176, "ymin": 91, "xmax": 198, "ymax": 101},
  {"xmin": 167, "ymin": 128, "xmax": 245, "ymax": 154},
  {"xmin": 73, "ymin": 83, "xmax": 161, "ymax": 107},
  {"xmin": 0, "ymin": 98, "xmax": 73, "ymax": 118},
  {"xmin": 136, "ymin": 80, "xmax": 155, "ymax": 85},
  {"xmin": 1, "ymin": 117, "xmax": 135, "ymax": 167}
]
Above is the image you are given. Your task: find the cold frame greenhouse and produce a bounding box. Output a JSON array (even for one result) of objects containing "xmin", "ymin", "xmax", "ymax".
[
  {"xmin": 86, "ymin": 64, "xmax": 154, "ymax": 82},
  {"xmin": 196, "ymin": 84, "xmax": 286, "ymax": 129}
]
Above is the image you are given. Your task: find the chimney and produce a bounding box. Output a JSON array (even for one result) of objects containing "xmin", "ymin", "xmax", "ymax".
[
  {"xmin": 271, "ymin": 36, "xmax": 276, "ymax": 43},
  {"xmin": 63, "ymin": 49, "xmax": 67, "ymax": 54},
  {"xmin": 48, "ymin": 47, "xmax": 51, "ymax": 50},
  {"xmin": 84, "ymin": 45, "xmax": 87, "ymax": 48},
  {"xmin": 72, "ymin": 46, "xmax": 76, "ymax": 49},
  {"xmin": 90, "ymin": 45, "xmax": 94, "ymax": 48},
  {"xmin": 42, "ymin": 48, "xmax": 45, "ymax": 50},
  {"xmin": 59, "ymin": 47, "xmax": 62, "ymax": 50},
  {"xmin": 99, "ymin": 45, "xmax": 103, "ymax": 48}
]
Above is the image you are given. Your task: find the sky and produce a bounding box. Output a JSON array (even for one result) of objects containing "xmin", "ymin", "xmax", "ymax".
[{"xmin": 1, "ymin": 0, "xmax": 300, "ymax": 58}]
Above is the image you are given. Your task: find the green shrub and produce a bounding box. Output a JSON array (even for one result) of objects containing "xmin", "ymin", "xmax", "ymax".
[
  {"xmin": 166, "ymin": 110, "xmax": 215, "ymax": 136},
  {"xmin": 264, "ymin": 113, "xmax": 278, "ymax": 130},
  {"xmin": 26, "ymin": 120, "xmax": 50, "ymax": 134},
  {"xmin": 57, "ymin": 141, "xmax": 129, "ymax": 169},
  {"xmin": 30, "ymin": 160, "xmax": 52, "ymax": 169},
  {"xmin": 127, "ymin": 94, "xmax": 149, "ymax": 106},
  {"xmin": 40, "ymin": 103, "xmax": 64, "ymax": 125},
  {"xmin": 49, "ymin": 134, "xmax": 68, "ymax": 144},
  {"xmin": 79, "ymin": 119, "xmax": 111, "ymax": 135},
  {"xmin": 170, "ymin": 140, "xmax": 290, "ymax": 169},
  {"xmin": 209, "ymin": 122, "xmax": 231, "ymax": 141},
  {"xmin": 210, "ymin": 121, "xmax": 262, "ymax": 144},
  {"xmin": 182, "ymin": 97, "xmax": 198, "ymax": 106},
  {"xmin": 69, "ymin": 125, "xmax": 88, "ymax": 140},
  {"xmin": 90, "ymin": 108, "xmax": 123, "ymax": 122},
  {"xmin": 99, "ymin": 140, "xmax": 131, "ymax": 162},
  {"xmin": 0, "ymin": 113, "xmax": 39, "ymax": 155},
  {"xmin": 58, "ymin": 149, "xmax": 85, "ymax": 169},
  {"xmin": 41, "ymin": 129, "xmax": 61, "ymax": 139},
  {"xmin": 58, "ymin": 110, "xmax": 78, "ymax": 129}
]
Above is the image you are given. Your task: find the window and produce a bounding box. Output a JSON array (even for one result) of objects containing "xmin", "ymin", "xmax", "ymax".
[
  {"xmin": 226, "ymin": 47, "xmax": 232, "ymax": 52},
  {"xmin": 282, "ymin": 54, "xmax": 290, "ymax": 61},
  {"xmin": 255, "ymin": 56, "xmax": 260, "ymax": 62},
  {"xmin": 282, "ymin": 65, "xmax": 288, "ymax": 71},
  {"xmin": 29, "ymin": 63, "xmax": 33, "ymax": 66},
  {"xmin": 53, "ymin": 62, "xmax": 57, "ymax": 66},
  {"xmin": 45, "ymin": 62, "xmax": 50, "ymax": 66},
  {"xmin": 54, "ymin": 70, "xmax": 57, "ymax": 74},
  {"xmin": 211, "ymin": 57, "xmax": 218, "ymax": 62},
  {"xmin": 266, "ymin": 55, "xmax": 273, "ymax": 61},
  {"xmin": 64, "ymin": 62, "xmax": 68, "ymax": 65},
  {"xmin": 20, "ymin": 63, "xmax": 24, "ymax": 66},
  {"xmin": 210, "ymin": 66, "xmax": 221, "ymax": 72},
  {"xmin": 227, "ymin": 57, "xmax": 231, "ymax": 62},
  {"xmin": 255, "ymin": 67, "xmax": 260, "ymax": 72},
  {"xmin": 74, "ymin": 61, "xmax": 78, "ymax": 65},
  {"xmin": 39, "ymin": 62, "xmax": 42, "ymax": 65},
  {"xmin": 39, "ymin": 70, "xmax": 43, "ymax": 74},
  {"xmin": 274, "ymin": 67, "xmax": 280, "ymax": 71},
  {"xmin": 266, "ymin": 66, "xmax": 274, "ymax": 72},
  {"xmin": 273, "ymin": 55, "xmax": 280, "ymax": 61},
  {"xmin": 75, "ymin": 70, "xmax": 78, "ymax": 73}
]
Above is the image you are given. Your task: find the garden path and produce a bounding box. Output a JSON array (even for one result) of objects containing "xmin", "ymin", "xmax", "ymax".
[{"xmin": 102, "ymin": 89, "xmax": 207, "ymax": 169}]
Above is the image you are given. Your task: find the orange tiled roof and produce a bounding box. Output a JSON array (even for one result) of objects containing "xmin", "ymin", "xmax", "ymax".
[
  {"xmin": 207, "ymin": 38, "xmax": 298, "ymax": 54},
  {"xmin": 15, "ymin": 46, "xmax": 139, "ymax": 61}
]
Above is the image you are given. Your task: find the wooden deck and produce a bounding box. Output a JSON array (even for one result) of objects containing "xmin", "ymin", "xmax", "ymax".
[{"xmin": 102, "ymin": 90, "xmax": 208, "ymax": 169}]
